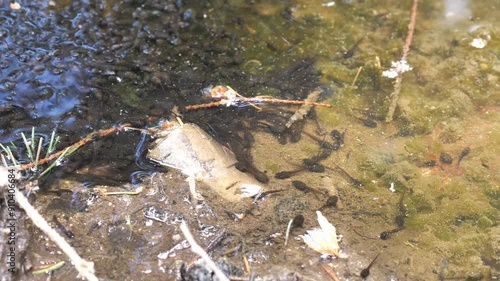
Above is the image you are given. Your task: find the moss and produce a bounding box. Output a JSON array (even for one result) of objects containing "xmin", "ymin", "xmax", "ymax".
[
  {"xmin": 437, "ymin": 89, "xmax": 474, "ymax": 118},
  {"xmin": 407, "ymin": 193, "xmax": 435, "ymax": 214},
  {"xmin": 433, "ymin": 226, "xmax": 454, "ymax": 241},
  {"xmin": 439, "ymin": 118, "xmax": 465, "ymax": 144},
  {"xmin": 486, "ymin": 125, "xmax": 500, "ymax": 154},
  {"xmin": 477, "ymin": 215, "xmax": 493, "ymax": 229},
  {"xmin": 318, "ymin": 61, "xmax": 357, "ymax": 85},
  {"xmin": 315, "ymin": 107, "xmax": 342, "ymax": 127},
  {"xmin": 300, "ymin": 144, "xmax": 319, "ymax": 155},
  {"xmin": 264, "ymin": 162, "xmax": 280, "ymax": 173},
  {"xmin": 379, "ymin": 160, "xmax": 420, "ymax": 190}
]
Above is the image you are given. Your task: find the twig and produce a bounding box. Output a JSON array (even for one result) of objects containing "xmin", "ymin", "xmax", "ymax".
[
  {"xmin": 385, "ymin": 0, "xmax": 418, "ymax": 122},
  {"xmin": 7, "ymin": 179, "xmax": 98, "ymax": 280},
  {"xmin": 179, "ymin": 221, "xmax": 230, "ymax": 281},
  {"xmin": 184, "ymin": 85, "xmax": 331, "ymax": 112},
  {"xmin": 320, "ymin": 263, "xmax": 341, "ymax": 281},
  {"xmin": 18, "ymin": 116, "xmax": 164, "ymax": 172},
  {"xmin": 286, "ymin": 87, "xmax": 325, "ymax": 128},
  {"xmin": 186, "ymin": 228, "xmax": 226, "ymax": 271},
  {"xmin": 351, "ymin": 66, "xmax": 363, "ymax": 87}
]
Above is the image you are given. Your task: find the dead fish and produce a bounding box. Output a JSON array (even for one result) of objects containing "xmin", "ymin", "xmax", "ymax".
[{"xmin": 147, "ymin": 123, "xmax": 264, "ymax": 202}]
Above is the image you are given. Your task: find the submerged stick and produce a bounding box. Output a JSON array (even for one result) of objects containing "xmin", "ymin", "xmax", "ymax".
[
  {"xmin": 180, "ymin": 222, "xmax": 229, "ymax": 281},
  {"xmin": 285, "ymin": 88, "xmax": 326, "ymax": 128},
  {"xmin": 18, "ymin": 116, "xmax": 164, "ymax": 172},
  {"xmin": 385, "ymin": 0, "xmax": 418, "ymax": 122},
  {"xmin": 184, "ymin": 85, "xmax": 331, "ymax": 112},
  {"xmin": 0, "ymin": 168, "xmax": 98, "ymax": 281}
]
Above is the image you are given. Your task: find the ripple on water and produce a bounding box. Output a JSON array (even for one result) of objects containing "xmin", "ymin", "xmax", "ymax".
[{"xmin": 0, "ymin": 2, "xmax": 96, "ymax": 121}]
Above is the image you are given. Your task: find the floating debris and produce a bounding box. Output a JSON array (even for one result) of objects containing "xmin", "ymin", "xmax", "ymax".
[{"xmin": 301, "ymin": 211, "xmax": 344, "ymax": 258}]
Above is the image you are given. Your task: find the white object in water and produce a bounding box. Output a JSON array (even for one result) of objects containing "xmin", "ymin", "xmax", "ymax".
[{"xmin": 147, "ymin": 123, "xmax": 263, "ymax": 202}]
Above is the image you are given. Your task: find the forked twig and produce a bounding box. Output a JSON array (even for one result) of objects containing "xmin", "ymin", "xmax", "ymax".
[{"xmin": 184, "ymin": 85, "xmax": 331, "ymax": 111}]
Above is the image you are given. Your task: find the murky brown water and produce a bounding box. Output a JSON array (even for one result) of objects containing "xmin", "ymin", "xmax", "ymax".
[{"xmin": 1, "ymin": 0, "xmax": 499, "ymax": 280}]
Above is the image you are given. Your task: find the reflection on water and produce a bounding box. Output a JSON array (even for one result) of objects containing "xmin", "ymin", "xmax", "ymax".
[{"xmin": 0, "ymin": 2, "xmax": 95, "ymax": 120}]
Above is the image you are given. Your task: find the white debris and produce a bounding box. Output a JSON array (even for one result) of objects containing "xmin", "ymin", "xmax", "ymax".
[
  {"xmin": 382, "ymin": 60, "xmax": 413, "ymax": 79},
  {"xmin": 301, "ymin": 211, "xmax": 344, "ymax": 257},
  {"xmin": 240, "ymin": 184, "xmax": 263, "ymax": 198},
  {"xmin": 389, "ymin": 182, "xmax": 396, "ymax": 193},
  {"xmin": 322, "ymin": 2, "xmax": 336, "ymax": 7},
  {"xmin": 147, "ymin": 123, "xmax": 264, "ymax": 202},
  {"xmin": 470, "ymin": 38, "xmax": 488, "ymax": 49}
]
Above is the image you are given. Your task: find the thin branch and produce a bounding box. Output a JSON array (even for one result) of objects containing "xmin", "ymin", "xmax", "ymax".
[
  {"xmin": 180, "ymin": 221, "xmax": 229, "ymax": 281},
  {"xmin": 8, "ymin": 180, "xmax": 98, "ymax": 280},
  {"xmin": 385, "ymin": 0, "xmax": 418, "ymax": 122}
]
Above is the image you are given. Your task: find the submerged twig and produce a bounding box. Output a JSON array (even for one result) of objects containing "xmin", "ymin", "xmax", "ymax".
[
  {"xmin": 184, "ymin": 85, "xmax": 331, "ymax": 112},
  {"xmin": 385, "ymin": 0, "xmax": 418, "ymax": 122},
  {"xmin": 0, "ymin": 168, "xmax": 98, "ymax": 281},
  {"xmin": 180, "ymin": 221, "xmax": 229, "ymax": 281},
  {"xmin": 18, "ymin": 117, "xmax": 163, "ymax": 172}
]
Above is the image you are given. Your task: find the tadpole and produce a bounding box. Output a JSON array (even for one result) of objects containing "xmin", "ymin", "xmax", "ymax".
[
  {"xmin": 325, "ymin": 164, "xmax": 364, "ymax": 187},
  {"xmin": 292, "ymin": 180, "xmax": 327, "ymax": 199},
  {"xmin": 457, "ymin": 147, "xmax": 470, "ymax": 167},
  {"xmin": 360, "ymin": 252, "xmax": 381, "ymax": 278},
  {"xmin": 380, "ymin": 227, "xmax": 404, "ymax": 240},
  {"xmin": 275, "ymin": 163, "xmax": 325, "ymax": 179},
  {"xmin": 291, "ymin": 214, "xmax": 305, "ymax": 228},
  {"xmin": 330, "ymin": 129, "xmax": 345, "ymax": 148},
  {"xmin": 319, "ymin": 196, "xmax": 339, "ymax": 211},
  {"xmin": 53, "ymin": 215, "xmax": 75, "ymax": 239},
  {"xmin": 343, "ymin": 34, "xmax": 366, "ymax": 59},
  {"xmin": 380, "ymin": 191, "xmax": 407, "ymax": 239}
]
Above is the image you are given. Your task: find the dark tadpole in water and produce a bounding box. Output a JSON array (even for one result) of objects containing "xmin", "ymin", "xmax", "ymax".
[
  {"xmin": 330, "ymin": 129, "xmax": 345, "ymax": 150},
  {"xmin": 53, "ymin": 215, "xmax": 75, "ymax": 239},
  {"xmin": 292, "ymin": 180, "xmax": 326, "ymax": 196},
  {"xmin": 457, "ymin": 147, "xmax": 470, "ymax": 167},
  {"xmin": 439, "ymin": 152, "xmax": 453, "ymax": 165},
  {"xmin": 360, "ymin": 252, "xmax": 381, "ymax": 279},
  {"xmin": 396, "ymin": 190, "xmax": 407, "ymax": 226},
  {"xmin": 379, "ymin": 227, "xmax": 403, "ymax": 240},
  {"xmin": 380, "ymin": 191, "xmax": 407, "ymax": 239},
  {"xmin": 361, "ymin": 118, "xmax": 377, "ymax": 128},
  {"xmin": 319, "ymin": 196, "xmax": 339, "ymax": 211},
  {"xmin": 330, "ymin": 129, "xmax": 343, "ymax": 142},
  {"xmin": 291, "ymin": 180, "xmax": 310, "ymax": 192},
  {"xmin": 291, "ymin": 214, "xmax": 305, "ymax": 228},
  {"xmin": 325, "ymin": 164, "xmax": 364, "ymax": 187},
  {"xmin": 266, "ymin": 41, "xmax": 277, "ymax": 51},
  {"xmin": 275, "ymin": 163, "xmax": 325, "ymax": 179},
  {"xmin": 343, "ymin": 34, "xmax": 366, "ymax": 59},
  {"xmin": 421, "ymin": 160, "xmax": 437, "ymax": 167}
]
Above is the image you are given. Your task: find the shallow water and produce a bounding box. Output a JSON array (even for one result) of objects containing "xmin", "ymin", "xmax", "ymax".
[{"xmin": 1, "ymin": 0, "xmax": 499, "ymax": 280}]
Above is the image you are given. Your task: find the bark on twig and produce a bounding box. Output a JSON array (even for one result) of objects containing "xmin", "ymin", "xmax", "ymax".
[{"xmin": 385, "ymin": 0, "xmax": 418, "ymax": 122}]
